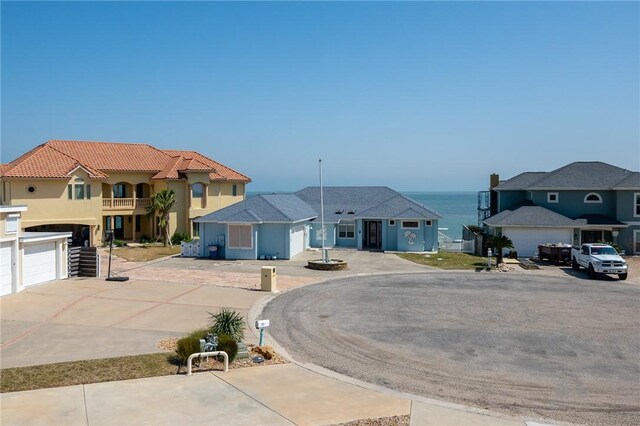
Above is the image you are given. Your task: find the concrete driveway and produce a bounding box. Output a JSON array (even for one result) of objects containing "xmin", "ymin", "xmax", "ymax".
[
  {"xmin": 0, "ymin": 278, "xmax": 266, "ymax": 368},
  {"xmin": 264, "ymin": 271, "xmax": 640, "ymax": 426}
]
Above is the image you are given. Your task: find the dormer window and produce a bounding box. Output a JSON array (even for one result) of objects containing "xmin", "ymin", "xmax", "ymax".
[
  {"xmin": 547, "ymin": 192, "xmax": 558, "ymax": 203},
  {"xmin": 584, "ymin": 193, "xmax": 602, "ymax": 203}
]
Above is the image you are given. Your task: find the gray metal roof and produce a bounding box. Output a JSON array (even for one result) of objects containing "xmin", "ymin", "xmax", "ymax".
[
  {"xmin": 483, "ymin": 205, "xmax": 583, "ymax": 228},
  {"xmin": 295, "ymin": 187, "xmax": 441, "ymax": 222},
  {"xmin": 195, "ymin": 194, "xmax": 317, "ymax": 223},
  {"xmin": 495, "ymin": 162, "xmax": 638, "ymax": 191}
]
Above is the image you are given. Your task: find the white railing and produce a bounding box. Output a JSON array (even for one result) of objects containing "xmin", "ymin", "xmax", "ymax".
[
  {"xmin": 187, "ymin": 351, "xmax": 228, "ymax": 375},
  {"xmin": 102, "ymin": 198, "xmax": 151, "ymax": 209},
  {"xmin": 438, "ymin": 230, "xmax": 463, "ymax": 252}
]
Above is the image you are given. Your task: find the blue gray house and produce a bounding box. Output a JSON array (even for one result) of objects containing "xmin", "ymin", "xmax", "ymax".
[
  {"xmin": 195, "ymin": 186, "xmax": 441, "ymax": 260},
  {"xmin": 481, "ymin": 162, "xmax": 640, "ymax": 257}
]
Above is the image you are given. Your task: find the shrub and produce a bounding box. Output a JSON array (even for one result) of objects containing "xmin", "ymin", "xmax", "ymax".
[
  {"xmin": 171, "ymin": 232, "xmax": 190, "ymax": 245},
  {"xmin": 217, "ymin": 333, "xmax": 239, "ymax": 363},
  {"xmin": 139, "ymin": 235, "xmax": 153, "ymax": 244},
  {"xmin": 175, "ymin": 336, "xmax": 201, "ymax": 365},
  {"xmin": 209, "ymin": 307, "xmax": 245, "ymax": 342},
  {"xmin": 113, "ymin": 239, "xmax": 125, "ymax": 248}
]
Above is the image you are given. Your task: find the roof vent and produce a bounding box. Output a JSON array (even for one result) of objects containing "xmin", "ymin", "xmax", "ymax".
[
  {"xmin": 347, "ymin": 210, "xmax": 356, "ymax": 214},
  {"xmin": 335, "ymin": 209, "xmax": 344, "ymax": 214}
]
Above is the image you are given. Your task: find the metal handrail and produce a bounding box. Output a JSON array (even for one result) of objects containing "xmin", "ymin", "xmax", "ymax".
[{"xmin": 186, "ymin": 351, "xmax": 228, "ymax": 375}]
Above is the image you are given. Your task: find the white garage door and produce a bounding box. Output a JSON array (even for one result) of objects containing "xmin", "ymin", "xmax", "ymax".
[
  {"xmin": 23, "ymin": 242, "xmax": 57, "ymax": 287},
  {"xmin": 1, "ymin": 242, "xmax": 13, "ymax": 296},
  {"xmin": 504, "ymin": 228, "xmax": 573, "ymax": 258},
  {"xmin": 290, "ymin": 226, "xmax": 305, "ymax": 258}
]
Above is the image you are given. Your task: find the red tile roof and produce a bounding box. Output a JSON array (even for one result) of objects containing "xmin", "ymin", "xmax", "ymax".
[{"xmin": 0, "ymin": 140, "xmax": 250, "ymax": 182}]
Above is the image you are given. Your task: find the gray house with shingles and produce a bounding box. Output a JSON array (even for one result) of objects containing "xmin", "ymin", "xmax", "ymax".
[
  {"xmin": 196, "ymin": 186, "xmax": 441, "ymax": 260},
  {"xmin": 483, "ymin": 161, "xmax": 640, "ymax": 257}
]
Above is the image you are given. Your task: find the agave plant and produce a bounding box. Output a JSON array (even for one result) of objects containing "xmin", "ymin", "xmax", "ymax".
[{"xmin": 208, "ymin": 307, "xmax": 245, "ymax": 342}]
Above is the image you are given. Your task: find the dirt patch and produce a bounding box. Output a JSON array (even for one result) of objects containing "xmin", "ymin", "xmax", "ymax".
[{"xmin": 332, "ymin": 415, "xmax": 410, "ymax": 426}]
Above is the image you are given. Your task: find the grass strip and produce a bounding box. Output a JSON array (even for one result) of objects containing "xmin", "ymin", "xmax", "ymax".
[
  {"xmin": 1, "ymin": 353, "xmax": 178, "ymax": 393},
  {"xmin": 111, "ymin": 246, "xmax": 181, "ymax": 262},
  {"xmin": 397, "ymin": 252, "xmax": 488, "ymax": 270}
]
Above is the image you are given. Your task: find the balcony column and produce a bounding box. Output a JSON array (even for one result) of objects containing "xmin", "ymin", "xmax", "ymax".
[{"xmin": 132, "ymin": 185, "xmax": 137, "ymax": 208}]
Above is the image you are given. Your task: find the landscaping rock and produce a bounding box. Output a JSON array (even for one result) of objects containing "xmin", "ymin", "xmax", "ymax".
[{"xmin": 253, "ymin": 345, "xmax": 276, "ymax": 360}]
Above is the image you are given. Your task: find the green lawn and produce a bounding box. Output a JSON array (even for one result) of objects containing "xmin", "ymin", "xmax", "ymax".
[
  {"xmin": 0, "ymin": 353, "xmax": 178, "ymax": 393},
  {"xmin": 397, "ymin": 252, "xmax": 489, "ymax": 270}
]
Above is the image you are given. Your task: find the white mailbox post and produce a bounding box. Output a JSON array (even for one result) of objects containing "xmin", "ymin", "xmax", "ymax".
[{"xmin": 255, "ymin": 319, "xmax": 270, "ymax": 346}]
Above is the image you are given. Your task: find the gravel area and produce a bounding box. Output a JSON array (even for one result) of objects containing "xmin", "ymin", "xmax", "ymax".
[
  {"xmin": 157, "ymin": 337, "xmax": 288, "ymax": 371},
  {"xmin": 332, "ymin": 415, "xmax": 410, "ymax": 426}
]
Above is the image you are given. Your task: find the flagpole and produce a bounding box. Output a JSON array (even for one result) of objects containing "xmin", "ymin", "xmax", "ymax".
[{"xmin": 319, "ymin": 159, "xmax": 326, "ymax": 262}]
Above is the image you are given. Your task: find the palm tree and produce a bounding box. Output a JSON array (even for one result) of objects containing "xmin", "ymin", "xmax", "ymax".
[
  {"xmin": 487, "ymin": 235, "xmax": 514, "ymax": 266},
  {"xmin": 147, "ymin": 189, "xmax": 176, "ymax": 247}
]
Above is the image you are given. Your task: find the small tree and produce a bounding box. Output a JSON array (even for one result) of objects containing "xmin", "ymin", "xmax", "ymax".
[
  {"xmin": 487, "ymin": 235, "xmax": 514, "ymax": 265},
  {"xmin": 147, "ymin": 189, "xmax": 176, "ymax": 247}
]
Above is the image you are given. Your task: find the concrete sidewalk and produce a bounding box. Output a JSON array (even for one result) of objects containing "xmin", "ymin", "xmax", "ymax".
[{"xmin": 1, "ymin": 363, "xmax": 533, "ymax": 426}]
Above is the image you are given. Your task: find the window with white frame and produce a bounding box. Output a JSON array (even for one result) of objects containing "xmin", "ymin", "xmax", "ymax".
[
  {"xmin": 228, "ymin": 224, "xmax": 252, "ymax": 249},
  {"xmin": 425, "ymin": 220, "xmax": 432, "ymax": 226},
  {"xmin": 67, "ymin": 178, "xmax": 91, "ymax": 200},
  {"xmin": 6, "ymin": 215, "xmax": 18, "ymax": 234},
  {"xmin": 402, "ymin": 220, "xmax": 420, "ymax": 229},
  {"xmin": 338, "ymin": 222, "xmax": 355, "ymax": 239},
  {"xmin": 584, "ymin": 192, "xmax": 602, "ymax": 203},
  {"xmin": 389, "ymin": 220, "xmax": 396, "ymax": 226},
  {"xmin": 547, "ymin": 192, "xmax": 558, "ymax": 203},
  {"xmin": 635, "ymin": 193, "xmax": 640, "ymax": 217}
]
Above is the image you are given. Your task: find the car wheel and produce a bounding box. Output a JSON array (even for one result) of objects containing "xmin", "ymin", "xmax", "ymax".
[
  {"xmin": 572, "ymin": 257, "xmax": 579, "ymax": 271},
  {"xmin": 588, "ymin": 264, "xmax": 596, "ymax": 279},
  {"xmin": 618, "ymin": 273, "xmax": 628, "ymax": 281}
]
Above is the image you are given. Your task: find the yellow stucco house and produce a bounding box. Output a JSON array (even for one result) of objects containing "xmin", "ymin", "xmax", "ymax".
[{"xmin": 0, "ymin": 140, "xmax": 251, "ymax": 246}]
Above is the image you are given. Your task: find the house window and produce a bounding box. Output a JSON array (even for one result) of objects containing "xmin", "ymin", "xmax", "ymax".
[
  {"xmin": 68, "ymin": 178, "xmax": 90, "ymax": 200},
  {"xmin": 232, "ymin": 184, "xmax": 238, "ymax": 197},
  {"xmin": 635, "ymin": 193, "xmax": 640, "ymax": 217},
  {"xmin": 389, "ymin": 220, "xmax": 396, "ymax": 226},
  {"xmin": 6, "ymin": 216, "xmax": 18, "ymax": 234},
  {"xmin": 113, "ymin": 183, "xmax": 126, "ymax": 198},
  {"xmin": 228, "ymin": 224, "xmax": 252, "ymax": 249},
  {"xmin": 135, "ymin": 215, "xmax": 141, "ymax": 233},
  {"xmin": 425, "ymin": 220, "xmax": 432, "ymax": 226},
  {"xmin": 338, "ymin": 223, "xmax": 355, "ymax": 239},
  {"xmin": 547, "ymin": 192, "xmax": 558, "ymax": 203},
  {"xmin": 192, "ymin": 183, "xmax": 204, "ymax": 198},
  {"xmin": 402, "ymin": 220, "xmax": 420, "ymax": 229},
  {"xmin": 192, "ymin": 218, "xmax": 200, "ymax": 238},
  {"xmin": 584, "ymin": 193, "xmax": 602, "ymax": 203}
]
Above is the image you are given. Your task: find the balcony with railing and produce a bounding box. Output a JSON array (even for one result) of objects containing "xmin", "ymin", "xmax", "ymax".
[{"xmin": 102, "ymin": 198, "xmax": 152, "ymax": 210}]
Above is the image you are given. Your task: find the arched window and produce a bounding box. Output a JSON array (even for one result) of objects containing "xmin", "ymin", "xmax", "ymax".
[
  {"xmin": 584, "ymin": 193, "xmax": 602, "ymax": 203},
  {"xmin": 192, "ymin": 183, "xmax": 204, "ymax": 198}
]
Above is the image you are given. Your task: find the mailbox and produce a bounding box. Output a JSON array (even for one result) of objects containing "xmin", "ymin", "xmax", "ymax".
[
  {"xmin": 261, "ymin": 266, "xmax": 277, "ymax": 292},
  {"xmin": 255, "ymin": 319, "xmax": 270, "ymax": 329}
]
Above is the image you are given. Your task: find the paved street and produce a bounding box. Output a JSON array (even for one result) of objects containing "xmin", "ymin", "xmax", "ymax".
[{"xmin": 264, "ymin": 271, "xmax": 640, "ymax": 426}]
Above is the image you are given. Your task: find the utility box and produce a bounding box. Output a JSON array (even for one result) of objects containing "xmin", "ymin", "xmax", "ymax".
[{"xmin": 261, "ymin": 266, "xmax": 277, "ymax": 292}]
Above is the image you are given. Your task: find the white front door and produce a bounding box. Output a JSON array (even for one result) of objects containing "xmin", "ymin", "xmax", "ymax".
[
  {"xmin": 290, "ymin": 226, "xmax": 305, "ymax": 258},
  {"xmin": 23, "ymin": 242, "xmax": 57, "ymax": 287},
  {"xmin": 1, "ymin": 242, "xmax": 13, "ymax": 295}
]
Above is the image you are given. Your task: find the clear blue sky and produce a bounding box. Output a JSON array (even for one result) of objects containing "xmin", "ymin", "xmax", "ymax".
[{"xmin": 2, "ymin": 2, "xmax": 638, "ymax": 191}]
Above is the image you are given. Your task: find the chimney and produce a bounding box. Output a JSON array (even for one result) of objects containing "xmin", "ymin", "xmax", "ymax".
[{"xmin": 490, "ymin": 173, "xmax": 500, "ymax": 189}]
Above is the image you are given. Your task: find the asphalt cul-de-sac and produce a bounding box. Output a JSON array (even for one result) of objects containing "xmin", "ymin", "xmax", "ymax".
[{"xmin": 263, "ymin": 272, "xmax": 640, "ymax": 426}]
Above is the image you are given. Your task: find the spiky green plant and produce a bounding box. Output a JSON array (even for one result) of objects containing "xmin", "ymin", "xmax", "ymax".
[
  {"xmin": 208, "ymin": 308, "xmax": 245, "ymax": 342},
  {"xmin": 487, "ymin": 234, "xmax": 514, "ymax": 265}
]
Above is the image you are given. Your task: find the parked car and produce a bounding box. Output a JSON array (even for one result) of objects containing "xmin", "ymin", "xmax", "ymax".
[{"xmin": 571, "ymin": 243, "xmax": 628, "ymax": 280}]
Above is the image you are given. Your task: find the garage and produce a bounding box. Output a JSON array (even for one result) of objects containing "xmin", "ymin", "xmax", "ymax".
[
  {"xmin": 290, "ymin": 225, "xmax": 305, "ymax": 258},
  {"xmin": 1, "ymin": 241, "xmax": 14, "ymax": 296},
  {"xmin": 23, "ymin": 241, "xmax": 58, "ymax": 287},
  {"xmin": 503, "ymin": 227, "xmax": 573, "ymax": 258}
]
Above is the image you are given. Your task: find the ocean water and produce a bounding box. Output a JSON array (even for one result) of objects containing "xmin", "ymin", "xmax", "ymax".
[{"xmin": 247, "ymin": 191, "xmax": 478, "ymax": 240}]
